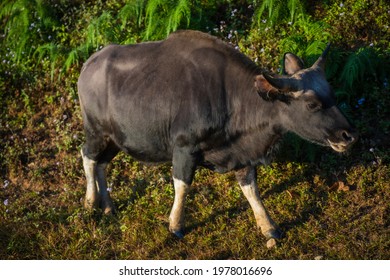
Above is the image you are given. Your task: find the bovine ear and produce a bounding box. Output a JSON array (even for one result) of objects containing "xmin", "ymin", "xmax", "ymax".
[
  {"xmin": 255, "ymin": 75, "xmax": 278, "ymax": 93},
  {"xmin": 283, "ymin": 53, "xmax": 305, "ymax": 75},
  {"xmin": 255, "ymin": 74, "xmax": 301, "ymax": 101},
  {"xmin": 255, "ymin": 75, "xmax": 281, "ymax": 101}
]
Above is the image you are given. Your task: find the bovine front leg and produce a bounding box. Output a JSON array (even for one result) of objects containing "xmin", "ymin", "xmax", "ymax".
[
  {"xmin": 235, "ymin": 166, "xmax": 282, "ymax": 248},
  {"xmin": 169, "ymin": 146, "xmax": 197, "ymax": 238},
  {"xmin": 169, "ymin": 177, "xmax": 191, "ymax": 238}
]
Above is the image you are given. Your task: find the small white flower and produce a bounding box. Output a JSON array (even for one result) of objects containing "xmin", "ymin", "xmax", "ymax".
[
  {"xmin": 4, "ymin": 199, "xmax": 9, "ymax": 206},
  {"xmin": 340, "ymin": 3, "xmax": 344, "ymax": 8},
  {"xmin": 3, "ymin": 180, "xmax": 9, "ymax": 188}
]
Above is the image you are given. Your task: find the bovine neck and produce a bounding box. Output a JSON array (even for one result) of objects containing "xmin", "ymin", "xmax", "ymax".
[{"xmin": 225, "ymin": 66, "xmax": 286, "ymax": 138}]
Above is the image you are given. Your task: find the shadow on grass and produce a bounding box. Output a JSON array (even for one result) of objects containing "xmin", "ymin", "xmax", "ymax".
[{"xmin": 143, "ymin": 205, "xmax": 244, "ymax": 259}]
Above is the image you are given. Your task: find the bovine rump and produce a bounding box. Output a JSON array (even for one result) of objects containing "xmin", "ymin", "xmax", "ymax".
[{"xmin": 78, "ymin": 30, "xmax": 357, "ymax": 246}]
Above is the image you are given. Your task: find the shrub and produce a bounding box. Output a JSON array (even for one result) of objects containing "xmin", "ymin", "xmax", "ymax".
[
  {"xmin": 253, "ymin": 0, "xmax": 305, "ymax": 27},
  {"xmin": 321, "ymin": 0, "xmax": 390, "ymax": 50}
]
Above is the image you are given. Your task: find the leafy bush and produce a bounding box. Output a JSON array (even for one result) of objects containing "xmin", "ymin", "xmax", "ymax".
[
  {"xmin": 321, "ymin": 0, "xmax": 390, "ymax": 50},
  {"xmin": 144, "ymin": 0, "xmax": 191, "ymax": 39},
  {"xmin": 0, "ymin": 0, "xmax": 59, "ymax": 65},
  {"xmin": 253, "ymin": 0, "xmax": 305, "ymax": 27}
]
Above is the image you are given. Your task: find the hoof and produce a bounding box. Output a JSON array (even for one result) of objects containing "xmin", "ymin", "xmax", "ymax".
[
  {"xmin": 266, "ymin": 238, "xmax": 277, "ymax": 249},
  {"xmin": 101, "ymin": 201, "xmax": 115, "ymax": 215},
  {"xmin": 171, "ymin": 230, "xmax": 185, "ymax": 239},
  {"xmin": 84, "ymin": 199, "xmax": 99, "ymax": 211},
  {"xmin": 264, "ymin": 228, "xmax": 283, "ymax": 248},
  {"xmin": 103, "ymin": 207, "xmax": 115, "ymax": 215}
]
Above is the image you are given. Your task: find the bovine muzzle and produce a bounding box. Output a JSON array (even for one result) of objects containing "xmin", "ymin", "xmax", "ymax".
[{"xmin": 327, "ymin": 129, "xmax": 358, "ymax": 152}]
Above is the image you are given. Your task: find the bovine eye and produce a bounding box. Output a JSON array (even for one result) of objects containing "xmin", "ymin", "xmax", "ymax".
[{"xmin": 307, "ymin": 102, "xmax": 322, "ymax": 111}]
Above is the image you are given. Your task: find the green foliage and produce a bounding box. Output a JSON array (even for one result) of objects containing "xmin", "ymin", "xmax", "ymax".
[
  {"xmin": 0, "ymin": 0, "xmax": 59, "ymax": 68},
  {"xmin": 85, "ymin": 11, "xmax": 115, "ymax": 48},
  {"xmin": 279, "ymin": 15, "xmax": 331, "ymax": 65},
  {"xmin": 322, "ymin": 0, "xmax": 390, "ymax": 50},
  {"xmin": 340, "ymin": 47, "xmax": 384, "ymax": 91},
  {"xmin": 1, "ymin": 0, "xmax": 208, "ymax": 79},
  {"xmin": 118, "ymin": 0, "xmax": 145, "ymax": 38},
  {"xmin": 253, "ymin": 0, "xmax": 305, "ymax": 27},
  {"xmin": 34, "ymin": 43, "xmax": 60, "ymax": 81},
  {"xmin": 145, "ymin": 0, "xmax": 191, "ymax": 39}
]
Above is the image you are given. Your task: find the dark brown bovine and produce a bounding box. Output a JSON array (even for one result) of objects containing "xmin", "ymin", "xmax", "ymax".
[{"xmin": 78, "ymin": 30, "xmax": 357, "ymax": 247}]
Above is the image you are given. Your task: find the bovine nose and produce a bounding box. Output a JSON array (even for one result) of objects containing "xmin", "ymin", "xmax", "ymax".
[{"xmin": 340, "ymin": 129, "xmax": 358, "ymax": 144}]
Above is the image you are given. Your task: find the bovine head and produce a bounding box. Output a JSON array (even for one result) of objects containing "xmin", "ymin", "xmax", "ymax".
[{"xmin": 255, "ymin": 44, "xmax": 358, "ymax": 152}]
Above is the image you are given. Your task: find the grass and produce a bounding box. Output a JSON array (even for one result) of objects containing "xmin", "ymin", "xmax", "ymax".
[
  {"xmin": 1, "ymin": 160, "xmax": 388, "ymax": 259},
  {"xmin": 0, "ymin": 87, "xmax": 389, "ymax": 259}
]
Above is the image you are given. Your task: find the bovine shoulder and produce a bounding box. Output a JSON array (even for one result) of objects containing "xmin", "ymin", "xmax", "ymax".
[{"xmin": 167, "ymin": 30, "xmax": 259, "ymax": 74}]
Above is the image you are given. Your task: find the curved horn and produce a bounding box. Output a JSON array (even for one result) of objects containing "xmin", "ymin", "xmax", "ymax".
[
  {"xmin": 263, "ymin": 72, "xmax": 300, "ymax": 92},
  {"xmin": 312, "ymin": 42, "xmax": 331, "ymax": 70}
]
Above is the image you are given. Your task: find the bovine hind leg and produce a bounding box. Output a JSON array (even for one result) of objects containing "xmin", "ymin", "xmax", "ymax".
[
  {"xmin": 81, "ymin": 140, "xmax": 119, "ymax": 214},
  {"xmin": 81, "ymin": 148, "xmax": 99, "ymax": 210},
  {"xmin": 96, "ymin": 162, "xmax": 115, "ymax": 214},
  {"xmin": 235, "ymin": 166, "xmax": 282, "ymax": 248}
]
